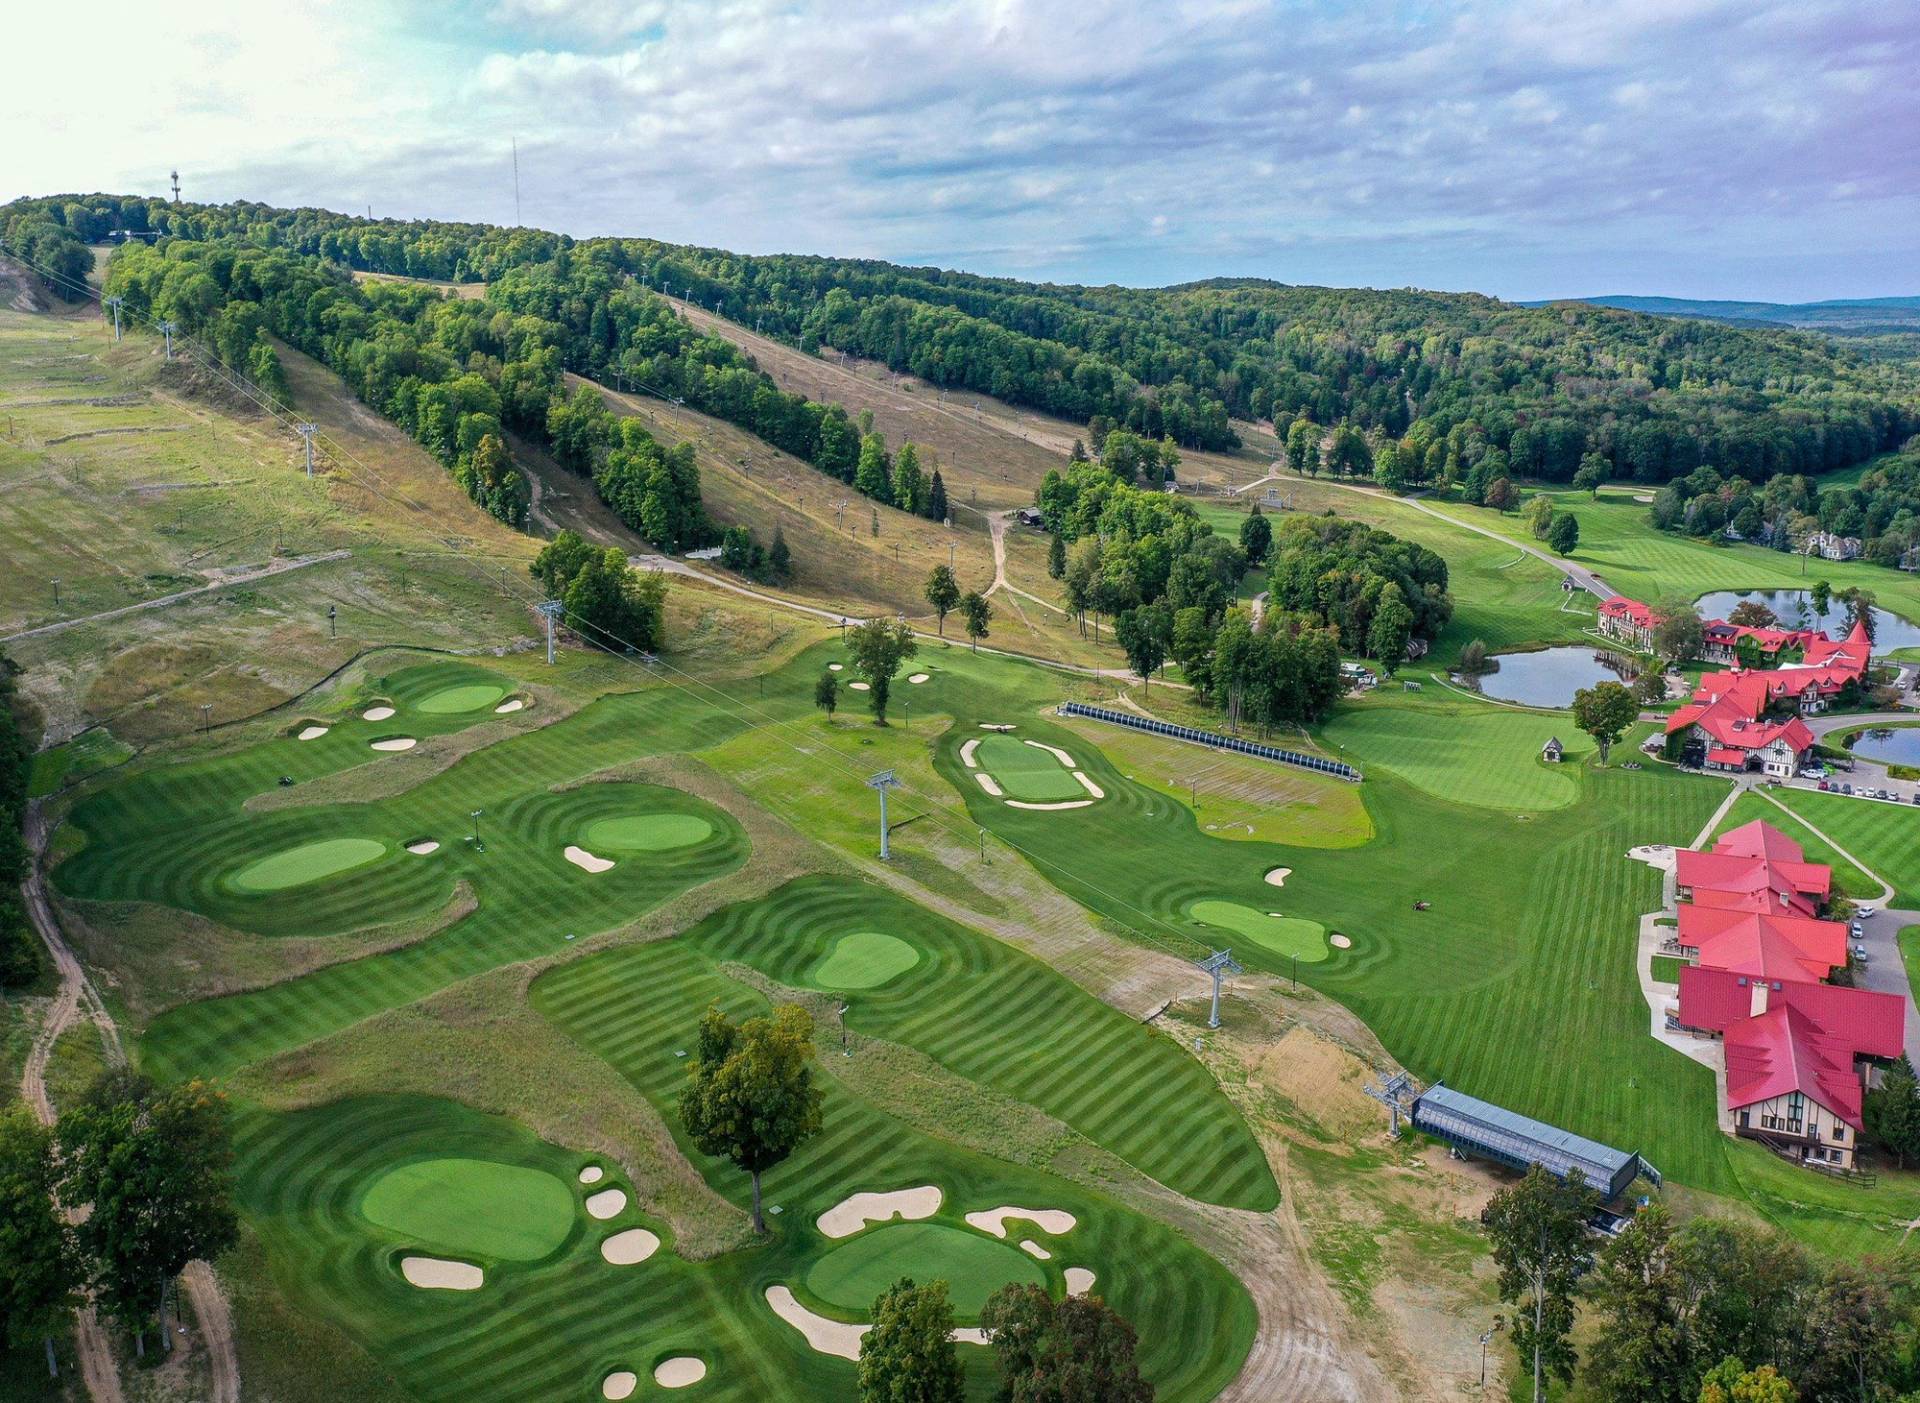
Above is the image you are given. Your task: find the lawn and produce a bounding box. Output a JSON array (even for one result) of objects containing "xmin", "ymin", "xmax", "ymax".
[{"xmin": 1649, "ymin": 956, "xmax": 1689, "ymax": 985}]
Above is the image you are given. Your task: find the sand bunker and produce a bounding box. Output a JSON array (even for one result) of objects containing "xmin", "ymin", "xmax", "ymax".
[
  {"xmin": 1073, "ymin": 772, "xmax": 1104, "ymax": 799},
  {"xmin": 585, "ymin": 1188, "xmax": 628, "ymax": 1220},
  {"xmin": 1329, "ymin": 932, "xmax": 1353, "ymax": 949},
  {"xmin": 849, "ymin": 681, "xmax": 870, "ymax": 691},
  {"xmin": 908, "ymin": 673, "xmax": 930, "ymax": 684},
  {"xmin": 579, "ymin": 1165, "xmax": 604, "ymax": 1184},
  {"xmin": 565, "ymin": 846, "xmax": 615, "ymax": 874},
  {"xmin": 828, "ymin": 663, "xmax": 843, "ymax": 672},
  {"xmin": 1005, "ymin": 798, "xmax": 1092, "ymax": 810},
  {"xmin": 401, "ymin": 1256, "xmax": 483, "ymax": 1291},
  {"xmin": 767, "ymin": 1285, "xmax": 868, "ymax": 1360},
  {"xmin": 1019, "ymin": 1239, "xmax": 1051, "ymax": 1260},
  {"xmin": 602, "ymin": 1371, "xmax": 637, "ymax": 1400},
  {"xmin": 363, "ymin": 705, "xmax": 395, "ymax": 721},
  {"xmin": 979, "ymin": 723, "xmax": 1015, "ymax": 732},
  {"xmin": 601, "ymin": 1228, "xmax": 660, "ymax": 1265},
  {"xmin": 1024, "ymin": 740, "xmax": 1077, "ymax": 767},
  {"xmin": 371, "ymin": 737, "xmax": 417, "ymax": 752},
  {"xmin": 296, "ymin": 725, "xmax": 329, "ymax": 741},
  {"xmin": 959, "ymin": 738, "xmax": 982, "ymax": 767},
  {"xmin": 494, "ymin": 699, "xmax": 525, "ymax": 714},
  {"xmin": 1065, "ymin": 1267, "xmax": 1095, "ymax": 1296},
  {"xmin": 654, "ymin": 1358, "xmax": 707, "ymax": 1388},
  {"xmin": 818, "ymin": 1185, "xmax": 942, "ymax": 1239},
  {"xmin": 1265, "ymin": 867, "xmax": 1292, "ymax": 887},
  {"xmin": 965, "ymin": 1206, "xmax": 1077, "ymax": 1239},
  {"xmin": 406, "ymin": 840, "xmax": 439, "ymax": 856},
  {"xmin": 974, "ymin": 773, "xmax": 1005, "ymax": 797}
]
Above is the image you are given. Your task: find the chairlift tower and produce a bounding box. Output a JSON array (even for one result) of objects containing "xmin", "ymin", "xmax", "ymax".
[
  {"xmin": 1197, "ymin": 949, "xmax": 1242, "ymax": 1029},
  {"xmin": 295, "ymin": 422, "xmax": 318, "ymax": 477},
  {"xmin": 104, "ymin": 295, "xmax": 125, "ymax": 341},
  {"xmin": 1363, "ymin": 1070, "xmax": 1420, "ymax": 1139},
  {"xmin": 866, "ymin": 769, "xmax": 902, "ymax": 860},
  {"xmin": 537, "ymin": 599, "xmax": 564, "ymax": 664},
  {"xmin": 158, "ymin": 320, "xmax": 178, "ymax": 361}
]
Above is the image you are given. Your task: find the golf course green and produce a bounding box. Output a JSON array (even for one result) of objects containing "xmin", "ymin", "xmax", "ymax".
[
  {"xmin": 416, "ymin": 682, "xmax": 509, "ymax": 714},
  {"xmin": 582, "ymin": 812, "xmax": 715, "ymax": 851},
  {"xmin": 804, "ymin": 1223, "xmax": 1045, "ymax": 1317},
  {"xmin": 1188, "ymin": 900, "xmax": 1329, "ymax": 962},
  {"xmin": 230, "ymin": 837, "xmax": 388, "ymax": 893},
  {"xmin": 809, "ymin": 931, "xmax": 920, "ymax": 989},
  {"xmin": 360, "ymin": 1157, "xmax": 576, "ymax": 1260},
  {"xmin": 974, "ymin": 735, "xmax": 1086, "ymax": 802}
]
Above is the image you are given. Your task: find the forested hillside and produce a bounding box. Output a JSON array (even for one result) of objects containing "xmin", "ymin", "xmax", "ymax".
[{"xmin": 5, "ymin": 192, "xmax": 1917, "ymax": 495}]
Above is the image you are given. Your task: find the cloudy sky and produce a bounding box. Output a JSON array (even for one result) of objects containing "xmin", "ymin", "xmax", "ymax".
[{"xmin": 8, "ymin": 0, "xmax": 1917, "ymax": 301}]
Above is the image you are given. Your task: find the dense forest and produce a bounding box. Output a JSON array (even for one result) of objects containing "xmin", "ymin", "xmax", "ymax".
[
  {"xmin": 8, "ymin": 192, "xmax": 1914, "ymax": 487},
  {"xmin": 1650, "ymin": 436, "xmax": 1920, "ymax": 565}
]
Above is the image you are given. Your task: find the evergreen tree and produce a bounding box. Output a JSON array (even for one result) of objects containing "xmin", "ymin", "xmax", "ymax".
[
  {"xmin": 768, "ymin": 526, "xmax": 792, "ymax": 584},
  {"xmin": 855, "ymin": 433, "xmax": 894, "ymax": 505},
  {"xmin": 925, "ymin": 468, "xmax": 948, "ymax": 523},
  {"xmin": 1864, "ymin": 1054, "xmax": 1920, "ymax": 1166},
  {"xmin": 1047, "ymin": 530, "xmax": 1067, "ymax": 579},
  {"xmin": 891, "ymin": 443, "xmax": 926, "ymax": 516},
  {"xmin": 1239, "ymin": 505, "xmax": 1272, "ymax": 564}
]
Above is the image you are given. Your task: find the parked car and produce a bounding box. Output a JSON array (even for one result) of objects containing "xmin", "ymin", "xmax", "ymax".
[
  {"xmin": 1854, "ymin": 944, "xmax": 1869, "ymax": 962},
  {"xmin": 1819, "ymin": 780, "xmax": 1832, "ymax": 791},
  {"xmin": 1800, "ymin": 765, "xmax": 1829, "ymax": 780},
  {"xmin": 1841, "ymin": 783, "xmax": 1854, "ymax": 795},
  {"xmin": 1858, "ymin": 906, "xmax": 1878, "ymax": 919}
]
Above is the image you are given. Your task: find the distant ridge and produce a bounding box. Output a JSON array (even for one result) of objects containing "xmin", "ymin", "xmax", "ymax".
[{"xmin": 1525, "ymin": 293, "xmax": 1920, "ymax": 333}]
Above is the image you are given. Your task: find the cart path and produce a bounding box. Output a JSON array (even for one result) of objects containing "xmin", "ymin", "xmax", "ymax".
[
  {"xmin": 18, "ymin": 804, "xmax": 239, "ymax": 1403},
  {"xmin": 2, "ymin": 550, "xmax": 352, "ymax": 645},
  {"xmin": 984, "ymin": 510, "xmax": 1068, "ymax": 615}
]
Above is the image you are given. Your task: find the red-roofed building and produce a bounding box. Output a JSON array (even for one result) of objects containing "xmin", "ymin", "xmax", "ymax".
[
  {"xmin": 1665, "ymin": 668, "xmax": 1819, "ymax": 776},
  {"xmin": 1597, "ymin": 595, "xmax": 1657, "ymax": 648},
  {"xmin": 1701, "ymin": 620, "xmax": 1820, "ymax": 666},
  {"xmin": 1667, "ymin": 819, "xmax": 1905, "ymax": 1173}
]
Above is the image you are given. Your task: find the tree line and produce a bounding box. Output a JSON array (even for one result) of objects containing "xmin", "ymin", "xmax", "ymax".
[
  {"xmin": 1487, "ymin": 1165, "xmax": 1920, "ymax": 1403},
  {"xmin": 0, "ymin": 652, "xmax": 43, "ymax": 987},
  {"xmin": 0, "ymin": 1072, "xmax": 237, "ymax": 1378}
]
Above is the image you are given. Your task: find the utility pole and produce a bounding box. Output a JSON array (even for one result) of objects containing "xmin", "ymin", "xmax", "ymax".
[
  {"xmin": 158, "ymin": 321, "xmax": 177, "ymax": 360},
  {"xmin": 1198, "ymin": 949, "xmax": 1243, "ymax": 1030},
  {"xmin": 199, "ymin": 702, "xmax": 213, "ymax": 733},
  {"xmin": 296, "ymin": 422, "xmax": 318, "ymax": 477},
  {"xmin": 470, "ymin": 808, "xmax": 485, "ymax": 852},
  {"xmin": 328, "ymin": 604, "xmax": 337, "ymax": 639},
  {"xmin": 537, "ymin": 599, "xmax": 564, "ymax": 664},
  {"xmin": 51, "ymin": 578, "xmax": 60, "ymax": 608},
  {"xmin": 866, "ymin": 769, "xmax": 902, "ymax": 860},
  {"xmin": 105, "ymin": 295, "xmax": 124, "ymax": 341}
]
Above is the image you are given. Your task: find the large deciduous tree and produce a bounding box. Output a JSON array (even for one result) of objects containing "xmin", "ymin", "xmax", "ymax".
[
  {"xmin": 857, "ymin": 1278, "xmax": 963, "ymax": 1403},
  {"xmin": 1572, "ymin": 680, "xmax": 1639, "ymax": 764},
  {"xmin": 923, "ymin": 565, "xmax": 960, "ymax": 636},
  {"xmin": 1484, "ymin": 1165, "xmax": 1596, "ymax": 1402},
  {"xmin": 678, "ymin": 1004, "xmax": 823, "ymax": 1235},
  {"xmin": 0, "ymin": 1107, "xmax": 80, "ymax": 1378},
  {"xmin": 979, "ymin": 1283, "xmax": 1151, "ymax": 1403},
  {"xmin": 56, "ymin": 1073, "xmax": 238, "ymax": 1357},
  {"xmin": 847, "ymin": 618, "xmax": 918, "ymax": 723},
  {"xmin": 959, "ymin": 592, "xmax": 992, "ymax": 654},
  {"xmin": 1651, "ymin": 599, "xmax": 1706, "ymax": 666}
]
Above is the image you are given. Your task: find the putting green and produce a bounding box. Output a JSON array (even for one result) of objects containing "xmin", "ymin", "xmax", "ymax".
[
  {"xmin": 804, "ymin": 1222, "xmax": 1045, "ymax": 1317},
  {"xmin": 416, "ymin": 683, "xmax": 509, "ymax": 714},
  {"xmin": 974, "ymin": 735, "xmax": 1085, "ymax": 802},
  {"xmin": 1188, "ymin": 900, "xmax": 1328, "ymax": 963},
  {"xmin": 581, "ymin": 813, "xmax": 714, "ymax": 852},
  {"xmin": 360, "ymin": 1157, "xmax": 575, "ymax": 1261},
  {"xmin": 230, "ymin": 838, "xmax": 387, "ymax": 894},
  {"xmin": 810, "ymin": 931, "xmax": 920, "ymax": 990}
]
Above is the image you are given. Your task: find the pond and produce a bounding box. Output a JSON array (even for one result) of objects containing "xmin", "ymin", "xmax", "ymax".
[
  {"xmin": 1695, "ymin": 590, "xmax": 1920, "ymax": 652},
  {"xmin": 1459, "ymin": 646, "xmax": 1638, "ymax": 708},
  {"xmin": 1845, "ymin": 726, "xmax": 1920, "ymax": 768}
]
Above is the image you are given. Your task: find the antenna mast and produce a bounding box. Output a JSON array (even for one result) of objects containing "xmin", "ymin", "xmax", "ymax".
[{"xmin": 170, "ymin": 169, "xmax": 181, "ymax": 203}]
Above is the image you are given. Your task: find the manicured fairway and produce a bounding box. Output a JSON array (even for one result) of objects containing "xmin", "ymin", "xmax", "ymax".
[
  {"xmin": 1320, "ymin": 700, "xmax": 1586, "ymax": 811},
  {"xmin": 582, "ymin": 813, "xmax": 714, "ymax": 851},
  {"xmin": 974, "ymin": 735, "xmax": 1085, "ymax": 801},
  {"xmin": 360, "ymin": 1157, "xmax": 576, "ymax": 1260},
  {"xmin": 809, "ymin": 931, "xmax": 920, "ymax": 989},
  {"xmin": 416, "ymin": 683, "xmax": 509, "ymax": 714},
  {"xmin": 1188, "ymin": 900, "xmax": 1328, "ymax": 962},
  {"xmin": 230, "ymin": 837, "xmax": 388, "ymax": 893},
  {"xmin": 804, "ymin": 1223, "xmax": 1044, "ymax": 1317},
  {"xmin": 535, "ymin": 876, "xmax": 1278, "ymax": 1214}
]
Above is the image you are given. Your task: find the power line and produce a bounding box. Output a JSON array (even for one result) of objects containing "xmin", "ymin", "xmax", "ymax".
[{"xmin": 2, "ymin": 239, "xmax": 1218, "ymax": 971}]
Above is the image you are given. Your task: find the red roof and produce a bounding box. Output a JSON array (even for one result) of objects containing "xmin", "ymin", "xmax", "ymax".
[
  {"xmin": 1677, "ymin": 905, "xmax": 1848, "ymax": 977},
  {"xmin": 1675, "ymin": 847, "xmax": 1826, "ymax": 910},
  {"xmin": 1705, "ymin": 746, "xmax": 1747, "ymax": 767},
  {"xmin": 1600, "ymin": 595, "xmax": 1656, "ymax": 626},
  {"xmin": 1715, "ymin": 819, "xmax": 1804, "ymax": 864},
  {"xmin": 1678, "ymin": 966, "xmax": 1905, "ymax": 1058},
  {"xmin": 1725, "ymin": 1004, "xmax": 1871, "ymax": 1129}
]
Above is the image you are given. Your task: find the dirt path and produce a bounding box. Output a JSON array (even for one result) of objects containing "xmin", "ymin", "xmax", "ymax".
[
  {"xmin": 984, "ymin": 511, "xmax": 1067, "ymax": 616},
  {"xmin": 1, "ymin": 550, "xmax": 353, "ymax": 645},
  {"xmin": 18, "ymin": 804, "xmax": 239, "ymax": 1403}
]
